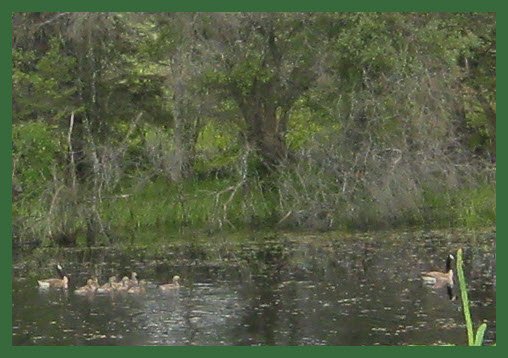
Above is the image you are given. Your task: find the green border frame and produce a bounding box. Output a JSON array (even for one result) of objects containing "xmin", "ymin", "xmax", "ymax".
[{"xmin": 2, "ymin": 0, "xmax": 501, "ymax": 355}]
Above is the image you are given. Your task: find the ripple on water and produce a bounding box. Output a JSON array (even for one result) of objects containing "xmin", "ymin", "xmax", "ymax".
[{"xmin": 12, "ymin": 230, "xmax": 496, "ymax": 345}]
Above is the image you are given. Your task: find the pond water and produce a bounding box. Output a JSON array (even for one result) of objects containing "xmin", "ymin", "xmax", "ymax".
[{"xmin": 12, "ymin": 229, "xmax": 496, "ymax": 346}]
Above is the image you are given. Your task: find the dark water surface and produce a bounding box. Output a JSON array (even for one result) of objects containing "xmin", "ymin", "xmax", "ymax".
[{"xmin": 12, "ymin": 229, "xmax": 496, "ymax": 346}]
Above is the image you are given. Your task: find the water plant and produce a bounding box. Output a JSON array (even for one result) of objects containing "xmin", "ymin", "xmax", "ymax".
[{"xmin": 456, "ymin": 248, "xmax": 488, "ymax": 346}]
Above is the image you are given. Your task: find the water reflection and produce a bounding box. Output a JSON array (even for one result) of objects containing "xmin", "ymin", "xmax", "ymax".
[{"xmin": 12, "ymin": 230, "xmax": 496, "ymax": 345}]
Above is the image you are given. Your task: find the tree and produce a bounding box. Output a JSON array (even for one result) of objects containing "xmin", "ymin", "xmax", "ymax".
[
  {"xmin": 456, "ymin": 13, "xmax": 496, "ymax": 161},
  {"xmin": 195, "ymin": 13, "xmax": 341, "ymax": 170}
]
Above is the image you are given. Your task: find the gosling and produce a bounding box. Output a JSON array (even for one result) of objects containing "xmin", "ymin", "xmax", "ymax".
[
  {"xmin": 74, "ymin": 279, "xmax": 97, "ymax": 295},
  {"xmin": 127, "ymin": 280, "xmax": 147, "ymax": 294},
  {"xmin": 96, "ymin": 276, "xmax": 117, "ymax": 294},
  {"xmin": 159, "ymin": 275, "xmax": 181, "ymax": 291}
]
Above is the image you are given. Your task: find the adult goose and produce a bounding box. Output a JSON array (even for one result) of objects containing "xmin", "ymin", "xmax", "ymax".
[
  {"xmin": 421, "ymin": 254, "xmax": 454, "ymax": 287},
  {"xmin": 37, "ymin": 264, "xmax": 69, "ymax": 289}
]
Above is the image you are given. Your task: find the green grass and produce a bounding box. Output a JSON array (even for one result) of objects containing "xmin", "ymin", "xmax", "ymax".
[
  {"xmin": 422, "ymin": 184, "xmax": 496, "ymax": 229},
  {"xmin": 14, "ymin": 173, "xmax": 495, "ymax": 247},
  {"xmin": 454, "ymin": 185, "xmax": 496, "ymax": 229},
  {"xmin": 99, "ymin": 176, "xmax": 279, "ymax": 245}
]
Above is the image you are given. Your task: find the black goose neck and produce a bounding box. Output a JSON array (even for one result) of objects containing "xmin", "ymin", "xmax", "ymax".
[{"xmin": 445, "ymin": 255, "xmax": 453, "ymax": 272}]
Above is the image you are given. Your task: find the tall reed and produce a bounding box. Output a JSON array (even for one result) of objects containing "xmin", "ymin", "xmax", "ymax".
[{"xmin": 456, "ymin": 248, "xmax": 487, "ymax": 346}]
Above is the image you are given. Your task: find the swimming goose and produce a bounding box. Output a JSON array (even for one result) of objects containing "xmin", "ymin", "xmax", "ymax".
[
  {"xmin": 96, "ymin": 276, "xmax": 117, "ymax": 293},
  {"xmin": 127, "ymin": 280, "xmax": 146, "ymax": 294},
  {"xmin": 74, "ymin": 279, "xmax": 97, "ymax": 295},
  {"xmin": 128, "ymin": 272, "xmax": 139, "ymax": 287},
  {"xmin": 110, "ymin": 276, "xmax": 128, "ymax": 291},
  {"xmin": 421, "ymin": 254, "xmax": 454, "ymax": 287},
  {"xmin": 91, "ymin": 276, "xmax": 100, "ymax": 290},
  {"xmin": 159, "ymin": 275, "xmax": 181, "ymax": 291},
  {"xmin": 116, "ymin": 276, "xmax": 131, "ymax": 292},
  {"xmin": 37, "ymin": 264, "xmax": 69, "ymax": 289}
]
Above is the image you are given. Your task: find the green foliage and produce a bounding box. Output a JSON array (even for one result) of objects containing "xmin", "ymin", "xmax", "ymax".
[
  {"xmin": 286, "ymin": 107, "xmax": 336, "ymax": 150},
  {"xmin": 11, "ymin": 13, "xmax": 496, "ymax": 246},
  {"xmin": 12, "ymin": 122, "xmax": 63, "ymax": 195},
  {"xmin": 456, "ymin": 248, "xmax": 488, "ymax": 346},
  {"xmin": 194, "ymin": 121, "xmax": 240, "ymax": 174},
  {"xmin": 13, "ymin": 37, "xmax": 78, "ymax": 122}
]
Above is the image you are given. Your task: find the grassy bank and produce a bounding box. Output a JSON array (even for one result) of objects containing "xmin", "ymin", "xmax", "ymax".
[{"xmin": 13, "ymin": 173, "xmax": 495, "ymax": 247}]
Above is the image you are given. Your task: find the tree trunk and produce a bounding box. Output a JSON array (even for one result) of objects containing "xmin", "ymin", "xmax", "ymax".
[
  {"xmin": 240, "ymin": 99, "xmax": 287, "ymax": 170},
  {"xmin": 170, "ymin": 97, "xmax": 200, "ymax": 182},
  {"xmin": 69, "ymin": 112, "xmax": 89, "ymax": 182},
  {"xmin": 86, "ymin": 215, "xmax": 97, "ymax": 247},
  {"xmin": 475, "ymin": 91, "xmax": 496, "ymax": 161},
  {"xmin": 170, "ymin": 121, "xmax": 197, "ymax": 181}
]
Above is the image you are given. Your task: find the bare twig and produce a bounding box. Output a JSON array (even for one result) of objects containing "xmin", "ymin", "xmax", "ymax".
[
  {"xmin": 277, "ymin": 210, "xmax": 293, "ymax": 225},
  {"xmin": 35, "ymin": 13, "xmax": 71, "ymax": 28},
  {"xmin": 48, "ymin": 184, "xmax": 65, "ymax": 238},
  {"xmin": 121, "ymin": 112, "xmax": 144, "ymax": 148},
  {"xmin": 212, "ymin": 146, "xmax": 251, "ymax": 228},
  {"xmin": 67, "ymin": 112, "xmax": 77, "ymax": 193}
]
